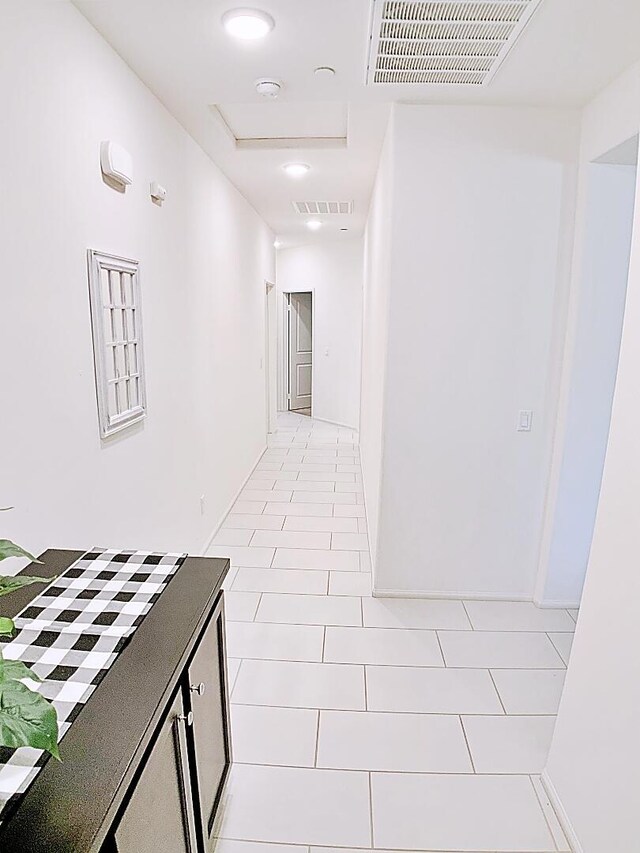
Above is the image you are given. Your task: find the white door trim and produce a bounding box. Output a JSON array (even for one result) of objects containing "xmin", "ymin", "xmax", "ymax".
[{"xmin": 280, "ymin": 288, "xmax": 315, "ymax": 417}]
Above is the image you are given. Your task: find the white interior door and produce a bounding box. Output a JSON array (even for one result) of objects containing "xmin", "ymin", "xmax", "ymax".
[{"xmin": 288, "ymin": 292, "xmax": 313, "ymax": 412}]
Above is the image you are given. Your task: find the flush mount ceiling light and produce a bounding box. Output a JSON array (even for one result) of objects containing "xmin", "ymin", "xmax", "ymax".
[
  {"xmin": 283, "ymin": 163, "xmax": 311, "ymax": 179},
  {"xmin": 222, "ymin": 8, "xmax": 275, "ymax": 40},
  {"xmin": 307, "ymin": 220, "xmax": 322, "ymax": 231},
  {"xmin": 274, "ymin": 239, "xmax": 282, "ymax": 248}
]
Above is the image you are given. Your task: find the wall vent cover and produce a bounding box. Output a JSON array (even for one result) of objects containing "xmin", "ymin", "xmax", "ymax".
[
  {"xmin": 367, "ymin": 0, "xmax": 544, "ymax": 86},
  {"xmin": 293, "ymin": 201, "xmax": 354, "ymax": 215}
]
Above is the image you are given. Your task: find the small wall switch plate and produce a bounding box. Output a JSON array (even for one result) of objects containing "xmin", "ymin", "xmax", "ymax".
[
  {"xmin": 200, "ymin": 495, "xmax": 206, "ymax": 515},
  {"xmin": 517, "ymin": 410, "xmax": 533, "ymax": 432}
]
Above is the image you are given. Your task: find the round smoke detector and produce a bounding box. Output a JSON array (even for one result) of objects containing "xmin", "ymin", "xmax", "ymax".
[{"xmin": 255, "ymin": 78, "xmax": 282, "ymax": 99}]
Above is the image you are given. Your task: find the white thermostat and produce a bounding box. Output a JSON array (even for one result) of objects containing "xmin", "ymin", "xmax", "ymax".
[
  {"xmin": 100, "ymin": 141, "xmax": 133, "ymax": 187},
  {"xmin": 150, "ymin": 181, "xmax": 167, "ymax": 203}
]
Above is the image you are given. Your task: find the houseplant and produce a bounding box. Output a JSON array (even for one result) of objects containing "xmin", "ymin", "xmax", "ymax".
[{"xmin": 0, "ymin": 521, "xmax": 60, "ymax": 759}]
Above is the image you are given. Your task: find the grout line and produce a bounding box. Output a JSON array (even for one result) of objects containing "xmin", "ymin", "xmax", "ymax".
[
  {"xmin": 225, "ymin": 610, "xmax": 575, "ymax": 637},
  {"xmin": 313, "ymin": 709, "xmax": 321, "ymax": 768},
  {"xmin": 219, "ymin": 832, "xmax": 543, "ymax": 850},
  {"xmin": 460, "ymin": 599, "xmax": 475, "ymax": 630},
  {"xmin": 488, "ymin": 668, "xmax": 508, "ymax": 715},
  {"xmin": 546, "ymin": 631, "xmax": 569, "ymax": 668},
  {"xmin": 321, "ymin": 625, "xmax": 327, "ymax": 662},
  {"xmin": 459, "ymin": 714, "xmax": 477, "ymax": 773},
  {"xmin": 368, "ymin": 771, "xmax": 375, "ymax": 847},
  {"xmin": 252, "ymin": 593, "xmax": 263, "ymax": 622},
  {"xmin": 434, "ymin": 629, "xmax": 447, "ymax": 667},
  {"xmin": 228, "ymin": 756, "xmax": 539, "ymax": 777},
  {"xmin": 230, "ymin": 699, "xmax": 557, "ymax": 718},
  {"xmin": 229, "ymin": 659, "xmax": 242, "ymax": 699},
  {"xmin": 227, "ymin": 651, "xmax": 566, "ymax": 673}
]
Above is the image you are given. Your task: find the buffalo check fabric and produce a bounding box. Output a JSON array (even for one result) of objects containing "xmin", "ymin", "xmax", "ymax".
[{"xmin": 0, "ymin": 548, "xmax": 186, "ymax": 825}]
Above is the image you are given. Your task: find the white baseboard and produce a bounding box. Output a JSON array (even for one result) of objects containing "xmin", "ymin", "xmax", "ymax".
[
  {"xmin": 535, "ymin": 597, "xmax": 581, "ymax": 610},
  {"xmin": 540, "ymin": 770, "xmax": 583, "ymax": 853},
  {"xmin": 199, "ymin": 444, "xmax": 267, "ymax": 555},
  {"xmin": 373, "ymin": 587, "xmax": 531, "ymax": 602}
]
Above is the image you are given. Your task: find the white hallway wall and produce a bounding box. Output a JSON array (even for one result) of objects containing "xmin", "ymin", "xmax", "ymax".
[
  {"xmin": 544, "ymin": 63, "xmax": 640, "ymax": 853},
  {"xmin": 0, "ymin": 1, "xmax": 274, "ymax": 557},
  {"xmin": 360, "ymin": 122, "xmax": 395, "ymax": 570},
  {"xmin": 276, "ymin": 240, "xmax": 363, "ymax": 429},
  {"xmin": 362, "ymin": 105, "xmax": 581, "ymax": 599}
]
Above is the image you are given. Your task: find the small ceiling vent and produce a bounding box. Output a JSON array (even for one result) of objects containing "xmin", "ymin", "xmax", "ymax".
[
  {"xmin": 293, "ymin": 201, "xmax": 354, "ymax": 215},
  {"xmin": 367, "ymin": 0, "xmax": 544, "ymax": 86}
]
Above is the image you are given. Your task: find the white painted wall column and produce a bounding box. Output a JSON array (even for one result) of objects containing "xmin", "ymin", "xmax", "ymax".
[{"xmin": 362, "ymin": 105, "xmax": 581, "ymax": 600}]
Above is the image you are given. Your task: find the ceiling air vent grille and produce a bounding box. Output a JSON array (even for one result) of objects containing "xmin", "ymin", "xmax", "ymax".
[
  {"xmin": 367, "ymin": 0, "xmax": 544, "ymax": 86},
  {"xmin": 293, "ymin": 201, "xmax": 354, "ymax": 216}
]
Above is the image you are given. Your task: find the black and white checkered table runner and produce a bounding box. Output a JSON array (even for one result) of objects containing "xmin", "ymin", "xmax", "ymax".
[{"xmin": 0, "ymin": 548, "xmax": 186, "ymax": 825}]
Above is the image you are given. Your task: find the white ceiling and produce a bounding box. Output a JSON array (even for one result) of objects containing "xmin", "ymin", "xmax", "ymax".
[{"xmin": 73, "ymin": 0, "xmax": 640, "ymax": 246}]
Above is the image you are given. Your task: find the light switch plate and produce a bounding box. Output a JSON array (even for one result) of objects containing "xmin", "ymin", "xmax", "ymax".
[{"xmin": 517, "ymin": 410, "xmax": 533, "ymax": 432}]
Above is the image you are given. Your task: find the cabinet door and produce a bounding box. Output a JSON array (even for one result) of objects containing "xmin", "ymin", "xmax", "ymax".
[
  {"xmin": 113, "ymin": 691, "xmax": 199, "ymax": 853},
  {"xmin": 187, "ymin": 595, "xmax": 232, "ymax": 839}
]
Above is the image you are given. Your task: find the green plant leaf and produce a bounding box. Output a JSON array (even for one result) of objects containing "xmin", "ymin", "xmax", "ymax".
[
  {"xmin": 0, "ymin": 659, "xmax": 42, "ymax": 684},
  {"xmin": 0, "ymin": 680, "xmax": 60, "ymax": 759},
  {"xmin": 0, "ymin": 617, "xmax": 15, "ymax": 636},
  {"xmin": 0, "ymin": 540, "xmax": 42, "ymax": 564},
  {"xmin": 0, "ymin": 574, "xmax": 49, "ymax": 598}
]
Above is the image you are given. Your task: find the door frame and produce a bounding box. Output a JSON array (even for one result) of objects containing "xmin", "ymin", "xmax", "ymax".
[
  {"xmin": 265, "ymin": 280, "xmax": 277, "ymax": 434},
  {"xmin": 279, "ymin": 288, "xmax": 315, "ymax": 417}
]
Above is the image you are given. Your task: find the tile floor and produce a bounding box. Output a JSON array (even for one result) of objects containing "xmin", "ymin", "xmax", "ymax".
[{"xmin": 208, "ymin": 412, "xmax": 575, "ymax": 853}]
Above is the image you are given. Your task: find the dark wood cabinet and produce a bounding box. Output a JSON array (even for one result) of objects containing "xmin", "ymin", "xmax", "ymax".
[
  {"xmin": 0, "ymin": 550, "xmax": 231, "ymax": 853},
  {"xmin": 113, "ymin": 691, "xmax": 196, "ymax": 853},
  {"xmin": 187, "ymin": 596, "xmax": 232, "ymax": 844},
  {"xmin": 110, "ymin": 595, "xmax": 232, "ymax": 853}
]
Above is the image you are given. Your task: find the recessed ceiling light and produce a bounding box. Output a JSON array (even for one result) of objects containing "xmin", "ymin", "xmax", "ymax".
[
  {"xmin": 222, "ymin": 8, "xmax": 275, "ymax": 40},
  {"xmin": 307, "ymin": 220, "xmax": 322, "ymax": 231},
  {"xmin": 274, "ymin": 239, "xmax": 282, "ymax": 249},
  {"xmin": 283, "ymin": 163, "xmax": 311, "ymax": 179}
]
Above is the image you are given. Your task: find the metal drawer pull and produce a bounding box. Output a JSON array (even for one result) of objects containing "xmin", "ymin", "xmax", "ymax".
[
  {"xmin": 190, "ymin": 682, "xmax": 206, "ymax": 697},
  {"xmin": 178, "ymin": 710, "xmax": 194, "ymax": 726}
]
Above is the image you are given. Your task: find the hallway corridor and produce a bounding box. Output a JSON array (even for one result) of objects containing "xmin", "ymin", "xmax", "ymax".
[{"xmin": 207, "ymin": 413, "xmax": 576, "ymax": 853}]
